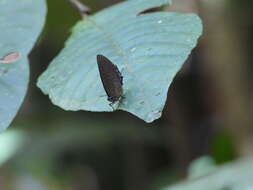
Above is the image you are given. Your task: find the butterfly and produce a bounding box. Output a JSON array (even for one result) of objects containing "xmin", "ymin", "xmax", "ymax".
[{"xmin": 97, "ymin": 54, "xmax": 123, "ymax": 106}]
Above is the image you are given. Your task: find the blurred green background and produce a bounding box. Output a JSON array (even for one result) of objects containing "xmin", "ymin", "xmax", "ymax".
[{"xmin": 1, "ymin": 0, "xmax": 253, "ymax": 189}]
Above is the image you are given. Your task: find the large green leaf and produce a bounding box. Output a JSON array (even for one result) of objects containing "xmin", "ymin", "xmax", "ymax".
[
  {"xmin": 164, "ymin": 159, "xmax": 253, "ymax": 190},
  {"xmin": 0, "ymin": 0, "xmax": 46, "ymax": 132},
  {"xmin": 37, "ymin": 0, "xmax": 202, "ymax": 122}
]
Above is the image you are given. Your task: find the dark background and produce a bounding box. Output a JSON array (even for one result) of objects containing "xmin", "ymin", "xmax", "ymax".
[{"xmin": 1, "ymin": 0, "xmax": 253, "ymax": 189}]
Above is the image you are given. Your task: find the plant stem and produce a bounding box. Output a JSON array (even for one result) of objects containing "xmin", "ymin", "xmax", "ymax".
[{"xmin": 67, "ymin": 0, "xmax": 90, "ymax": 18}]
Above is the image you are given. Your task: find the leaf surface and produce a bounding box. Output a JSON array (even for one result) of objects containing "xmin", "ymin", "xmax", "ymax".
[
  {"xmin": 164, "ymin": 159, "xmax": 253, "ymax": 190},
  {"xmin": 0, "ymin": 0, "xmax": 46, "ymax": 131},
  {"xmin": 38, "ymin": 0, "xmax": 202, "ymax": 122}
]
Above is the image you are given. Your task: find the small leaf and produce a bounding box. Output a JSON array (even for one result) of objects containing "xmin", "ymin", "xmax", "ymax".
[
  {"xmin": 37, "ymin": 0, "xmax": 202, "ymax": 122},
  {"xmin": 0, "ymin": 130, "xmax": 25, "ymax": 166},
  {"xmin": 164, "ymin": 159, "xmax": 253, "ymax": 190},
  {"xmin": 187, "ymin": 156, "xmax": 217, "ymax": 179},
  {"xmin": 0, "ymin": 0, "xmax": 47, "ymax": 132}
]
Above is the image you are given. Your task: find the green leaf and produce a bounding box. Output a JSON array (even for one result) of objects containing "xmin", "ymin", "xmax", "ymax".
[
  {"xmin": 0, "ymin": 0, "xmax": 47, "ymax": 132},
  {"xmin": 37, "ymin": 0, "xmax": 202, "ymax": 122},
  {"xmin": 163, "ymin": 159, "xmax": 253, "ymax": 190},
  {"xmin": 0, "ymin": 130, "xmax": 25, "ymax": 166},
  {"xmin": 187, "ymin": 156, "xmax": 217, "ymax": 179}
]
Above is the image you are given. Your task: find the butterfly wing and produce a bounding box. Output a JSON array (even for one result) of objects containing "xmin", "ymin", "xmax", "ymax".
[{"xmin": 97, "ymin": 54, "xmax": 123, "ymax": 103}]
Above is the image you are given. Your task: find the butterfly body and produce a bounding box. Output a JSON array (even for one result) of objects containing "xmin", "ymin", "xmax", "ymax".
[{"xmin": 97, "ymin": 54, "xmax": 123, "ymax": 105}]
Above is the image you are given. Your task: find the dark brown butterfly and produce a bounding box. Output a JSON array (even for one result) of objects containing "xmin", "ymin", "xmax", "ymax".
[{"xmin": 97, "ymin": 54, "xmax": 123, "ymax": 105}]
